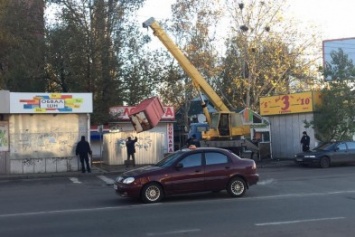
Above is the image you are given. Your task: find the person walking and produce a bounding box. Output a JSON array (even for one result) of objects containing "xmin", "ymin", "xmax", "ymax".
[
  {"xmin": 300, "ymin": 131, "xmax": 310, "ymax": 152},
  {"xmin": 250, "ymin": 135, "xmax": 260, "ymax": 161},
  {"xmin": 126, "ymin": 136, "xmax": 138, "ymax": 168},
  {"xmin": 76, "ymin": 136, "xmax": 92, "ymax": 173}
]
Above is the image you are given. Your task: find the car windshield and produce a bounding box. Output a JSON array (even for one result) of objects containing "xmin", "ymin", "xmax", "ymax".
[
  {"xmin": 154, "ymin": 151, "xmax": 183, "ymax": 168},
  {"xmin": 313, "ymin": 142, "xmax": 335, "ymax": 151}
]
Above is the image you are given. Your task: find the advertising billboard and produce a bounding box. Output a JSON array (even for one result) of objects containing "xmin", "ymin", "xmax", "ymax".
[
  {"xmin": 9, "ymin": 92, "xmax": 93, "ymax": 113},
  {"xmin": 259, "ymin": 91, "xmax": 321, "ymax": 116}
]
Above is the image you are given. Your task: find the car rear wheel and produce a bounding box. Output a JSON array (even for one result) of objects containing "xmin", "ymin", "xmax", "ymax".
[
  {"xmin": 227, "ymin": 177, "xmax": 246, "ymax": 197},
  {"xmin": 320, "ymin": 157, "xmax": 330, "ymax": 168},
  {"xmin": 141, "ymin": 183, "xmax": 163, "ymax": 203}
]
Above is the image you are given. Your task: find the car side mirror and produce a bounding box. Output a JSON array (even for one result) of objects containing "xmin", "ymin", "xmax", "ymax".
[
  {"xmin": 176, "ymin": 163, "xmax": 183, "ymax": 170},
  {"xmin": 334, "ymin": 147, "xmax": 339, "ymax": 152}
]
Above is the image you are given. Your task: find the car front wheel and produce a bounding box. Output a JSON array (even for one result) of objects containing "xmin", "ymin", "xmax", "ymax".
[
  {"xmin": 320, "ymin": 157, "xmax": 330, "ymax": 168},
  {"xmin": 227, "ymin": 177, "xmax": 246, "ymax": 197},
  {"xmin": 141, "ymin": 183, "xmax": 163, "ymax": 203}
]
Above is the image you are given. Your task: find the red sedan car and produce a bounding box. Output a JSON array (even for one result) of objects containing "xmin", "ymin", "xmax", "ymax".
[{"xmin": 114, "ymin": 147, "xmax": 259, "ymax": 203}]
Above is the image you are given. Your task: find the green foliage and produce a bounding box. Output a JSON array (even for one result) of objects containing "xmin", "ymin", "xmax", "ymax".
[
  {"xmin": 0, "ymin": 0, "xmax": 46, "ymax": 91},
  {"xmin": 305, "ymin": 82, "xmax": 355, "ymax": 141},
  {"xmin": 44, "ymin": 0, "xmax": 156, "ymax": 125},
  {"xmin": 324, "ymin": 48, "xmax": 355, "ymax": 81}
]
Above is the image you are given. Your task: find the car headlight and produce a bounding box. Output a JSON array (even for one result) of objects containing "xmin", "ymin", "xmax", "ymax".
[
  {"xmin": 304, "ymin": 155, "xmax": 316, "ymax": 158},
  {"xmin": 123, "ymin": 177, "xmax": 135, "ymax": 184}
]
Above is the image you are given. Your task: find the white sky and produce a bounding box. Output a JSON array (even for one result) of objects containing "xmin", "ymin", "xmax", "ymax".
[{"xmin": 137, "ymin": 0, "xmax": 355, "ymax": 41}]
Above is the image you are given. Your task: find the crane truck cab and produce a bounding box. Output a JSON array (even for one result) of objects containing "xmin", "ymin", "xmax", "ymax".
[{"xmin": 188, "ymin": 123, "xmax": 209, "ymax": 141}]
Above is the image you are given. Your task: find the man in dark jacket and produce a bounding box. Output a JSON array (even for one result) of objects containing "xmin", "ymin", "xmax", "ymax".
[
  {"xmin": 126, "ymin": 136, "xmax": 138, "ymax": 168},
  {"xmin": 300, "ymin": 131, "xmax": 310, "ymax": 152},
  {"xmin": 76, "ymin": 136, "xmax": 92, "ymax": 173}
]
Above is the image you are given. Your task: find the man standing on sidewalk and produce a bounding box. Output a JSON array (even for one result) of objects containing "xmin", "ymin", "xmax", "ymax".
[
  {"xmin": 76, "ymin": 136, "xmax": 92, "ymax": 173},
  {"xmin": 300, "ymin": 131, "xmax": 310, "ymax": 152}
]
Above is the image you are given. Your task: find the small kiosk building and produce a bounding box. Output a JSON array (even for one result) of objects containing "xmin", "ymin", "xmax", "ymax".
[{"xmin": 0, "ymin": 90, "xmax": 93, "ymax": 175}]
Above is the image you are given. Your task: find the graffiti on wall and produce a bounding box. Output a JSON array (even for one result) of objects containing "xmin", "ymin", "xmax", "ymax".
[
  {"xmin": 0, "ymin": 122, "xmax": 9, "ymax": 151},
  {"xmin": 11, "ymin": 131, "xmax": 77, "ymax": 157},
  {"xmin": 103, "ymin": 131, "xmax": 164, "ymax": 165},
  {"xmin": 7, "ymin": 114, "xmax": 88, "ymax": 159},
  {"xmin": 116, "ymin": 134, "xmax": 153, "ymax": 151}
]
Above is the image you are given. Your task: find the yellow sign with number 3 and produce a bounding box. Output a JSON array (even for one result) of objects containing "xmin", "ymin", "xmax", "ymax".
[{"xmin": 259, "ymin": 91, "xmax": 321, "ymax": 116}]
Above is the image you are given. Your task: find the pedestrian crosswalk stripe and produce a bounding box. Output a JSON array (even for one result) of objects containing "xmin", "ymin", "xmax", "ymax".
[
  {"xmin": 69, "ymin": 177, "xmax": 81, "ymax": 184},
  {"xmin": 97, "ymin": 175, "xmax": 115, "ymax": 185}
]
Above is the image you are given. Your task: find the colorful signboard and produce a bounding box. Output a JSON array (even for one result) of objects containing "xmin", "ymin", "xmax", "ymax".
[
  {"xmin": 9, "ymin": 93, "xmax": 93, "ymax": 113},
  {"xmin": 259, "ymin": 91, "xmax": 321, "ymax": 116}
]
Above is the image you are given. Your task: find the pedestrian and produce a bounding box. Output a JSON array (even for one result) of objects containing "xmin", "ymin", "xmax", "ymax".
[
  {"xmin": 186, "ymin": 134, "xmax": 201, "ymax": 147},
  {"xmin": 75, "ymin": 135, "xmax": 92, "ymax": 173},
  {"xmin": 250, "ymin": 135, "xmax": 260, "ymax": 161},
  {"xmin": 126, "ymin": 136, "xmax": 138, "ymax": 168},
  {"xmin": 300, "ymin": 131, "xmax": 310, "ymax": 152}
]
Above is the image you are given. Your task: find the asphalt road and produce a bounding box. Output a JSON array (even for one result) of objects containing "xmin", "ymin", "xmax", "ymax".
[{"xmin": 1, "ymin": 164, "xmax": 355, "ymax": 237}]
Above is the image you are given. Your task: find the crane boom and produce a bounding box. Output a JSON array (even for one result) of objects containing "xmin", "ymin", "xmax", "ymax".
[
  {"xmin": 143, "ymin": 17, "xmax": 230, "ymax": 114},
  {"xmin": 143, "ymin": 17, "xmax": 252, "ymax": 144}
]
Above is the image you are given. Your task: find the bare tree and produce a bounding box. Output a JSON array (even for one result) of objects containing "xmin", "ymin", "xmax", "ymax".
[{"xmin": 223, "ymin": 0, "xmax": 321, "ymax": 111}]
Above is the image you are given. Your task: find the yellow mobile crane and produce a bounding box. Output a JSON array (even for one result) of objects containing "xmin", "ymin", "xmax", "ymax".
[{"xmin": 143, "ymin": 17, "xmax": 258, "ymax": 154}]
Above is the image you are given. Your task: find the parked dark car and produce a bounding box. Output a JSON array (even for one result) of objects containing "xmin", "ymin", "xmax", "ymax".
[
  {"xmin": 114, "ymin": 147, "xmax": 259, "ymax": 203},
  {"xmin": 294, "ymin": 140, "xmax": 355, "ymax": 168}
]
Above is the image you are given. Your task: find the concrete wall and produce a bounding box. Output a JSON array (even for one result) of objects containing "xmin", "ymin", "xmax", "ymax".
[
  {"xmin": 4, "ymin": 113, "xmax": 89, "ymax": 174},
  {"xmin": 268, "ymin": 113, "xmax": 318, "ymax": 159},
  {"xmin": 0, "ymin": 151, "xmax": 9, "ymax": 174}
]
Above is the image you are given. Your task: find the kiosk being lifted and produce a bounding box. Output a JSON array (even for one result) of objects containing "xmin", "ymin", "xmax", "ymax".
[{"xmin": 128, "ymin": 96, "xmax": 164, "ymax": 133}]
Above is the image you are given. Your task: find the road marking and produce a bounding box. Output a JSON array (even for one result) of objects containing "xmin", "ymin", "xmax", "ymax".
[
  {"xmin": 248, "ymin": 190, "xmax": 355, "ymax": 200},
  {"xmin": 69, "ymin": 177, "xmax": 81, "ymax": 184},
  {"xmin": 257, "ymin": 178, "xmax": 275, "ymax": 185},
  {"xmin": 1, "ymin": 189, "xmax": 354, "ymax": 219},
  {"xmin": 158, "ymin": 189, "xmax": 355, "ymax": 207},
  {"xmin": 97, "ymin": 175, "xmax": 115, "ymax": 185},
  {"xmin": 255, "ymin": 217, "xmax": 345, "ymax": 226},
  {"xmin": 0, "ymin": 203, "xmax": 162, "ymax": 218},
  {"xmin": 147, "ymin": 229, "xmax": 201, "ymax": 236}
]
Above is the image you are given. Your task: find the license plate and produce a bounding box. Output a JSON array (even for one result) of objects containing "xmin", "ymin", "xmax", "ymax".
[
  {"xmin": 296, "ymin": 158, "xmax": 302, "ymax": 162},
  {"xmin": 114, "ymin": 184, "xmax": 118, "ymax": 190}
]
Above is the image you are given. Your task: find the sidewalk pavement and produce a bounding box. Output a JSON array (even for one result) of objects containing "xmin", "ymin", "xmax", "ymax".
[{"xmin": 0, "ymin": 159, "xmax": 296, "ymax": 181}]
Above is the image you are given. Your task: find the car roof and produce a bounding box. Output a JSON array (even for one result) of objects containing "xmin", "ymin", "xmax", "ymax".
[
  {"xmin": 323, "ymin": 140, "xmax": 354, "ymax": 144},
  {"xmin": 179, "ymin": 147, "xmax": 230, "ymax": 153}
]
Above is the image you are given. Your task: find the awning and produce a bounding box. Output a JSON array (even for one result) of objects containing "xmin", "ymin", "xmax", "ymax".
[
  {"xmin": 90, "ymin": 131, "xmax": 108, "ymax": 141},
  {"xmin": 254, "ymin": 127, "xmax": 270, "ymax": 132}
]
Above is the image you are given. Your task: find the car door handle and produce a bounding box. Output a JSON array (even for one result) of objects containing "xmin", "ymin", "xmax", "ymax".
[
  {"xmin": 195, "ymin": 169, "xmax": 201, "ymax": 173},
  {"xmin": 225, "ymin": 166, "xmax": 230, "ymax": 169}
]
